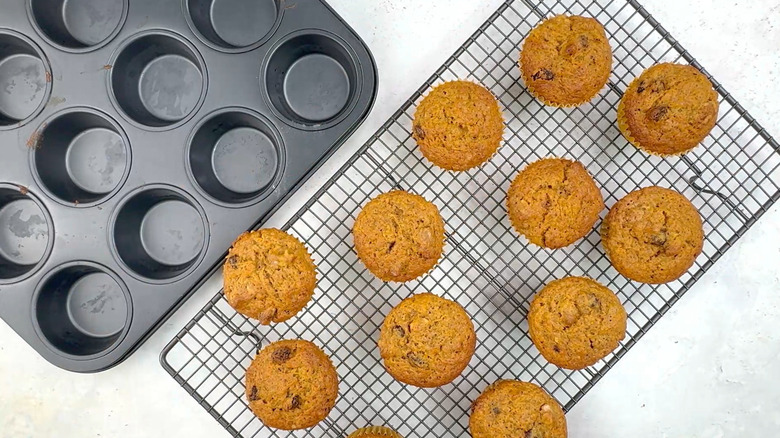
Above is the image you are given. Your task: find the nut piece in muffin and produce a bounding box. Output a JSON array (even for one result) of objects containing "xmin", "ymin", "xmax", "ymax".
[
  {"xmin": 618, "ymin": 63, "xmax": 719, "ymax": 156},
  {"xmin": 470, "ymin": 380, "xmax": 567, "ymax": 438},
  {"xmin": 528, "ymin": 276, "xmax": 627, "ymax": 370},
  {"xmin": 601, "ymin": 186, "xmax": 704, "ymax": 283},
  {"xmin": 347, "ymin": 426, "xmax": 403, "ymax": 438},
  {"xmin": 412, "ymin": 80, "xmax": 504, "ymax": 171},
  {"xmin": 378, "ymin": 293, "xmax": 476, "ymax": 388},
  {"xmin": 353, "ymin": 191, "xmax": 444, "ymax": 282},
  {"xmin": 245, "ymin": 339, "xmax": 338, "ymax": 430},
  {"xmin": 223, "ymin": 229, "xmax": 317, "ymax": 324},
  {"xmin": 520, "ymin": 15, "xmax": 613, "ymax": 107},
  {"xmin": 507, "ymin": 158, "xmax": 604, "ymax": 249}
]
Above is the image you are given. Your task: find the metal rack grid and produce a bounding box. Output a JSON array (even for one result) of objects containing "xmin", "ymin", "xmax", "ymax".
[{"xmin": 161, "ymin": 0, "xmax": 780, "ymax": 437}]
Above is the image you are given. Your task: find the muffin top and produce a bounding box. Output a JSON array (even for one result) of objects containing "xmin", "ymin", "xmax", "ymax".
[
  {"xmin": 223, "ymin": 229, "xmax": 316, "ymax": 325},
  {"xmin": 618, "ymin": 63, "xmax": 719, "ymax": 155},
  {"xmin": 346, "ymin": 426, "xmax": 403, "ymax": 438},
  {"xmin": 470, "ymin": 380, "xmax": 567, "ymax": 438},
  {"xmin": 520, "ymin": 15, "xmax": 613, "ymax": 106},
  {"xmin": 507, "ymin": 158, "xmax": 604, "ymax": 248},
  {"xmin": 601, "ymin": 186, "xmax": 704, "ymax": 284},
  {"xmin": 378, "ymin": 293, "xmax": 476, "ymax": 388},
  {"xmin": 412, "ymin": 80, "xmax": 504, "ymax": 171},
  {"xmin": 245, "ymin": 339, "xmax": 339, "ymax": 431},
  {"xmin": 353, "ymin": 191, "xmax": 444, "ymax": 282},
  {"xmin": 528, "ymin": 276, "xmax": 627, "ymax": 370}
]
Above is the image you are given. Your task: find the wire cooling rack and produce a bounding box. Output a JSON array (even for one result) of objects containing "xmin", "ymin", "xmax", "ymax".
[{"xmin": 161, "ymin": 0, "xmax": 780, "ymax": 437}]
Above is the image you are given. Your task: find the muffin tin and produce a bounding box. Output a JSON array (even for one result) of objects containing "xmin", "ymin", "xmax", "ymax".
[
  {"xmin": 0, "ymin": 0, "xmax": 377, "ymax": 372},
  {"xmin": 161, "ymin": 0, "xmax": 780, "ymax": 437}
]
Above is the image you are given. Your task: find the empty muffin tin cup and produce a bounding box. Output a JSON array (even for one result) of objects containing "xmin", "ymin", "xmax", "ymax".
[
  {"xmin": 0, "ymin": 184, "xmax": 52, "ymax": 283},
  {"xmin": 109, "ymin": 31, "xmax": 207, "ymax": 130},
  {"xmin": 187, "ymin": 108, "xmax": 285, "ymax": 207},
  {"xmin": 265, "ymin": 30, "xmax": 360, "ymax": 129},
  {"xmin": 111, "ymin": 186, "xmax": 208, "ymax": 282},
  {"xmin": 32, "ymin": 108, "xmax": 130, "ymax": 206},
  {"xmin": 0, "ymin": 30, "xmax": 51, "ymax": 129},
  {"xmin": 184, "ymin": 0, "xmax": 282, "ymax": 52},
  {"xmin": 28, "ymin": 0, "xmax": 128, "ymax": 52},
  {"xmin": 33, "ymin": 262, "xmax": 131, "ymax": 358}
]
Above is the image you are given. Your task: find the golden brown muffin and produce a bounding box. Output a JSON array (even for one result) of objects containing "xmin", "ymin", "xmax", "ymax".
[
  {"xmin": 353, "ymin": 191, "xmax": 444, "ymax": 282},
  {"xmin": 378, "ymin": 293, "xmax": 476, "ymax": 388},
  {"xmin": 245, "ymin": 339, "xmax": 339, "ymax": 430},
  {"xmin": 347, "ymin": 426, "xmax": 403, "ymax": 438},
  {"xmin": 528, "ymin": 277, "xmax": 627, "ymax": 370},
  {"xmin": 520, "ymin": 15, "xmax": 613, "ymax": 107},
  {"xmin": 470, "ymin": 380, "xmax": 567, "ymax": 438},
  {"xmin": 507, "ymin": 158, "xmax": 604, "ymax": 249},
  {"xmin": 617, "ymin": 63, "xmax": 719, "ymax": 156},
  {"xmin": 412, "ymin": 80, "xmax": 504, "ymax": 171},
  {"xmin": 601, "ymin": 186, "xmax": 704, "ymax": 284},
  {"xmin": 223, "ymin": 229, "xmax": 316, "ymax": 325}
]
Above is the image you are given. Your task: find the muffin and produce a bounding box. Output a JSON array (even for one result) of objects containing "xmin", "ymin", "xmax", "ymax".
[
  {"xmin": 353, "ymin": 191, "xmax": 444, "ymax": 282},
  {"xmin": 601, "ymin": 186, "xmax": 704, "ymax": 284},
  {"xmin": 470, "ymin": 380, "xmax": 567, "ymax": 438},
  {"xmin": 378, "ymin": 293, "xmax": 476, "ymax": 388},
  {"xmin": 617, "ymin": 63, "xmax": 719, "ymax": 156},
  {"xmin": 223, "ymin": 229, "xmax": 316, "ymax": 325},
  {"xmin": 528, "ymin": 277, "xmax": 627, "ymax": 370},
  {"xmin": 507, "ymin": 158, "xmax": 604, "ymax": 249},
  {"xmin": 520, "ymin": 15, "xmax": 613, "ymax": 107},
  {"xmin": 347, "ymin": 426, "xmax": 403, "ymax": 438},
  {"xmin": 412, "ymin": 80, "xmax": 504, "ymax": 171},
  {"xmin": 245, "ymin": 340, "xmax": 339, "ymax": 430}
]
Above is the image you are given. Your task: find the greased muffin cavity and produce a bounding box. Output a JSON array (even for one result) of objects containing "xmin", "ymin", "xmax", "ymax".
[
  {"xmin": 601, "ymin": 186, "xmax": 704, "ymax": 284},
  {"xmin": 507, "ymin": 158, "xmax": 604, "ymax": 249},
  {"xmin": 470, "ymin": 380, "xmax": 567, "ymax": 438},
  {"xmin": 520, "ymin": 15, "xmax": 613, "ymax": 107},
  {"xmin": 378, "ymin": 293, "xmax": 476, "ymax": 388},
  {"xmin": 223, "ymin": 229, "xmax": 317, "ymax": 324},
  {"xmin": 412, "ymin": 80, "xmax": 504, "ymax": 171},
  {"xmin": 618, "ymin": 63, "xmax": 719, "ymax": 156},
  {"xmin": 245, "ymin": 340, "xmax": 338, "ymax": 430},
  {"xmin": 528, "ymin": 276, "xmax": 627, "ymax": 370},
  {"xmin": 353, "ymin": 191, "xmax": 445, "ymax": 282}
]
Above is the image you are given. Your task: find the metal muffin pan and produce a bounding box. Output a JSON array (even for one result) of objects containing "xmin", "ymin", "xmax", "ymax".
[{"xmin": 0, "ymin": 0, "xmax": 377, "ymax": 372}]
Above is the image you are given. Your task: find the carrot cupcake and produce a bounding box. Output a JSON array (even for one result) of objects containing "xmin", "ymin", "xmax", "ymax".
[
  {"xmin": 353, "ymin": 191, "xmax": 444, "ymax": 282},
  {"xmin": 378, "ymin": 293, "xmax": 476, "ymax": 387},
  {"xmin": 507, "ymin": 158, "xmax": 604, "ymax": 249},
  {"xmin": 223, "ymin": 229, "xmax": 316, "ymax": 324},
  {"xmin": 601, "ymin": 186, "xmax": 704, "ymax": 283},
  {"xmin": 520, "ymin": 15, "xmax": 613, "ymax": 106},
  {"xmin": 245, "ymin": 340, "xmax": 338, "ymax": 430},
  {"xmin": 617, "ymin": 63, "xmax": 719, "ymax": 156},
  {"xmin": 470, "ymin": 380, "xmax": 567, "ymax": 438},
  {"xmin": 412, "ymin": 80, "xmax": 504, "ymax": 171},
  {"xmin": 528, "ymin": 276, "xmax": 627, "ymax": 369}
]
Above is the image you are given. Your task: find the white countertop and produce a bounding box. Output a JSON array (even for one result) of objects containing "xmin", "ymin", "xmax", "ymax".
[{"xmin": 2, "ymin": 1, "xmax": 779, "ymax": 437}]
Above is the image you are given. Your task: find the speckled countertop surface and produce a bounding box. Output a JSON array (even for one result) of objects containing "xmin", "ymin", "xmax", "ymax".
[{"xmin": 1, "ymin": 1, "xmax": 779, "ymax": 437}]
